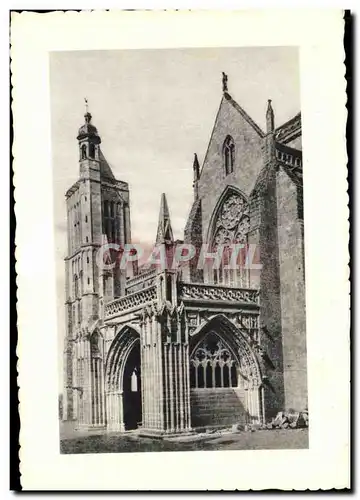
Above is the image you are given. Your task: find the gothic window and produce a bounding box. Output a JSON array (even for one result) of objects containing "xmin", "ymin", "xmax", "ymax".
[
  {"xmin": 79, "ymin": 270, "xmax": 83, "ymax": 295},
  {"xmin": 89, "ymin": 143, "xmax": 95, "ymax": 158},
  {"xmin": 74, "ymin": 275, "xmax": 79, "ymax": 298},
  {"xmin": 208, "ymin": 190, "xmax": 250, "ymax": 287},
  {"xmin": 190, "ymin": 332, "xmax": 239, "ymax": 389},
  {"xmin": 67, "ymin": 304, "xmax": 72, "ymax": 332},
  {"xmin": 166, "ymin": 275, "xmax": 172, "ymax": 303},
  {"xmin": 223, "ymin": 136, "xmax": 235, "ymax": 176},
  {"xmin": 77, "ymin": 302, "xmax": 81, "ymax": 325},
  {"xmin": 81, "ymin": 144, "xmax": 87, "ymax": 160},
  {"xmin": 159, "ymin": 276, "xmax": 164, "ymax": 302},
  {"xmin": 111, "ymin": 221, "xmax": 116, "ymax": 244}
]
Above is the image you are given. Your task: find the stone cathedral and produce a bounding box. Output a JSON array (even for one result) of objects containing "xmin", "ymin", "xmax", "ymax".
[{"xmin": 63, "ymin": 75, "xmax": 306, "ymax": 435}]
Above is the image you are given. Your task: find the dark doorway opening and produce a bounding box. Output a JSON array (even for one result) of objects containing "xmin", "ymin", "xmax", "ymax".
[{"xmin": 123, "ymin": 341, "xmax": 142, "ymax": 430}]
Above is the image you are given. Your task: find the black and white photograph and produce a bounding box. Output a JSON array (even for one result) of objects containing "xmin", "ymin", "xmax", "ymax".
[
  {"xmin": 13, "ymin": 10, "xmax": 349, "ymax": 490},
  {"xmin": 51, "ymin": 47, "xmax": 308, "ymax": 454}
]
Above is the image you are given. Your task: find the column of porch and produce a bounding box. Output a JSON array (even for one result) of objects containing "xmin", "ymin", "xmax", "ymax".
[{"xmin": 140, "ymin": 311, "xmax": 191, "ymax": 435}]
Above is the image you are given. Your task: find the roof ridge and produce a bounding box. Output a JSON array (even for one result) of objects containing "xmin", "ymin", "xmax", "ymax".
[
  {"xmin": 275, "ymin": 112, "xmax": 301, "ymax": 132},
  {"xmin": 224, "ymin": 92, "xmax": 265, "ymax": 137}
]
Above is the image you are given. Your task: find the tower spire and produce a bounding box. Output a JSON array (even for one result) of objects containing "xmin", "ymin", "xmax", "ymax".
[{"xmin": 155, "ymin": 193, "xmax": 174, "ymax": 245}]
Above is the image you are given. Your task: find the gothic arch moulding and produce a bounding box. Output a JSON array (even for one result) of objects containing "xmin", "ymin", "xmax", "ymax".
[
  {"xmin": 189, "ymin": 313, "xmax": 262, "ymax": 388},
  {"xmin": 189, "ymin": 313, "xmax": 264, "ymax": 424},
  {"xmin": 105, "ymin": 324, "xmax": 141, "ymax": 393}
]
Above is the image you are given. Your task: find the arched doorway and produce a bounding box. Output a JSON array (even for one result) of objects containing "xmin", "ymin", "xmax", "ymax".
[
  {"xmin": 105, "ymin": 325, "xmax": 142, "ymax": 431},
  {"xmin": 122, "ymin": 341, "xmax": 142, "ymax": 430},
  {"xmin": 189, "ymin": 314, "xmax": 262, "ymax": 428}
]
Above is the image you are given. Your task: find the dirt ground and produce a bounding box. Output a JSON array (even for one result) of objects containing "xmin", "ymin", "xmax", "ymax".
[{"xmin": 60, "ymin": 423, "xmax": 308, "ymax": 454}]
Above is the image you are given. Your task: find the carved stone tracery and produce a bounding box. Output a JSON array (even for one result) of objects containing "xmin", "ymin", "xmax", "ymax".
[
  {"xmin": 212, "ymin": 192, "xmax": 250, "ymax": 250},
  {"xmin": 179, "ymin": 282, "xmax": 259, "ymax": 304},
  {"xmin": 105, "ymin": 286, "xmax": 157, "ymax": 318},
  {"xmin": 190, "ymin": 332, "xmax": 238, "ymax": 389}
]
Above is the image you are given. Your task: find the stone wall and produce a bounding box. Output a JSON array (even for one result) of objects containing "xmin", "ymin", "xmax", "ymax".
[
  {"xmin": 276, "ymin": 167, "xmax": 307, "ymax": 411},
  {"xmin": 190, "ymin": 388, "xmax": 247, "ymax": 427},
  {"xmin": 197, "ymin": 94, "xmax": 264, "ymax": 243}
]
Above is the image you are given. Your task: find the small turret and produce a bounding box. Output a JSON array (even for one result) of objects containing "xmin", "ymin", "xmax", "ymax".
[
  {"xmin": 222, "ymin": 72, "xmax": 228, "ymax": 93},
  {"xmin": 266, "ymin": 99, "xmax": 275, "ymax": 133},
  {"xmin": 155, "ymin": 193, "xmax": 174, "ymax": 246},
  {"xmin": 265, "ymin": 99, "xmax": 276, "ymax": 165}
]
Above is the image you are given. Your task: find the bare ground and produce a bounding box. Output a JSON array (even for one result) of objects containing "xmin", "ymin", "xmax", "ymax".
[{"xmin": 60, "ymin": 424, "xmax": 308, "ymax": 454}]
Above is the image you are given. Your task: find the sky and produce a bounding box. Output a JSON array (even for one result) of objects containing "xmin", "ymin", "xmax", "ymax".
[{"xmin": 50, "ymin": 47, "xmax": 300, "ymax": 390}]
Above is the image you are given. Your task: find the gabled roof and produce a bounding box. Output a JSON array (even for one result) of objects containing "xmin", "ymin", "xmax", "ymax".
[
  {"xmin": 200, "ymin": 92, "xmax": 265, "ymax": 178},
  {"xmin": 224, "ymin": 92, "xmax": 265, "ymax": 138}
]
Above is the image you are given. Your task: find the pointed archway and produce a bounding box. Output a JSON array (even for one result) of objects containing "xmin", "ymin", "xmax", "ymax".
[
  {"xmin": 189, "ymin": 314, "xmax": 263, "ymax": 428},
  {"xmin": 105, "ymin": 325, "xmax": 142, "ymax": 431}
]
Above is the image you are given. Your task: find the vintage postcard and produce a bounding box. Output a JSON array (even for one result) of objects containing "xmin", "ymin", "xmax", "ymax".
[{"xmin": 13, "ymin": 9, "xmax": 349, "ymax": 490}]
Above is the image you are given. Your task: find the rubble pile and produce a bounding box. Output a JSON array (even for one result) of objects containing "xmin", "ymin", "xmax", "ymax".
[
  {"xmin": 244, "ymin": 409, "xmax": 309, "ymax": 432},
  {"xmin": 266, "ymin": 409, "xmax": 308, "ymax": 429}
]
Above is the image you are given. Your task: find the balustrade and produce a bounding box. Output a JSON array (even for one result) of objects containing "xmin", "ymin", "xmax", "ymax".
[{"xmin": 105, "ymin": 285, "xmax": 157, "ymax": 318}]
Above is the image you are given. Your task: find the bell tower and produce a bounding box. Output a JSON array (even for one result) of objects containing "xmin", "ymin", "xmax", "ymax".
[{"xmin": 63, "ymin": 102, "xmax": 131, "ymax": 424}]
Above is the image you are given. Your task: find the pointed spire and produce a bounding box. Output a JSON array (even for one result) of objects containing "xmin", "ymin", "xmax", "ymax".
[
  {"xmin": 155, "ymin": 193, "xmax": 174, "ymax": 245},
  {"xmin": 266, "ymin": 99, "xmax": 275, "ymax": 133},
  {"xmin": 222, "ymin": 72, "xmax": 228, "ymax": 93},
  {"xmin": 193, "ymin": 153, "xmax": 200, "ymax": 181},
  {"xmin": 193, "ymin": 153, "xmax": 200, "ymax": 201}
]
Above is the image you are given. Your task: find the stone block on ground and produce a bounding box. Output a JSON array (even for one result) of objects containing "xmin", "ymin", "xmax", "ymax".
[
  {"xmin": 298, "ymin": 411, "xmax": 308, "ymax": 427},
  {"xmin": 272, "ymin": 412, "xmax": 284, "ymax": 427},
  {"xmin": 286, "ymin": 410, "xmax": 300, "ymax": 426}
]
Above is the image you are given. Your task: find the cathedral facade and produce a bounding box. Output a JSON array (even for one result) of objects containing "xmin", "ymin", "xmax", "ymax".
[{"xmin": 62, "ymin": 77, "xmax": 306, "ymax": 435}]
